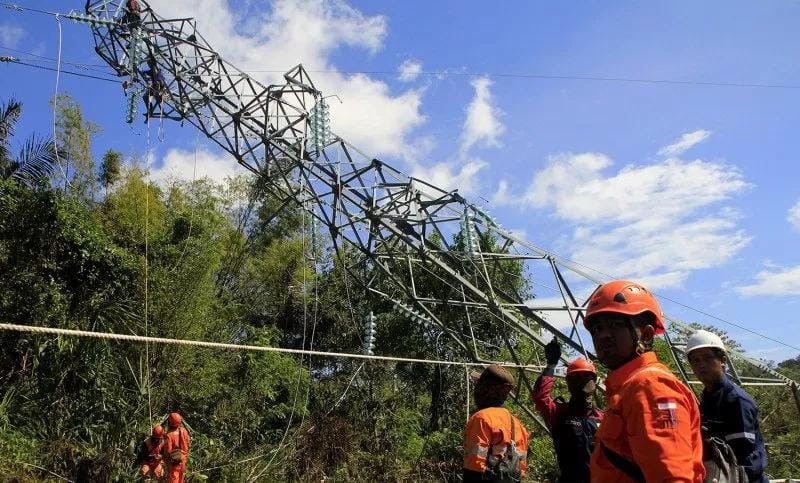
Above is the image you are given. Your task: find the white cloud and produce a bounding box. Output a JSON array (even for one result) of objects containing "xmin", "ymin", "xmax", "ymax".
[
  {"xmin": 460, "ymin": 76, "xmax": 504, "ymax": 155},
  {"xmin": 737, "ymin": 265, "xmax": 800, "ymax": 297},
  {"xmin": 148, "ymin": 0, "xmax": 424, "ymax": 159},
  {"xmin": 398, "ymin": 59, "xmax": 422, "ymax": 82},
  {"xmin": 498, "ymin": 153, "xmax": 751, "ymax": 289},
  {"xmin": 658, "ymin": 129, "xmax": 712, "ymax": 157},
  {"xmin": 788, "ymin": 199, "xmax": 800, "ymax": 233},
  {"xmin": 0, "ymin": 24, "xmax": 25, "ymax": 48},
  {"xmin": 150, "ymin": 148, "xmax": 246, "ymax": 185},
  {"xmin": 410, "ymin": 158, "xmax": 488, "ymax": 198}
]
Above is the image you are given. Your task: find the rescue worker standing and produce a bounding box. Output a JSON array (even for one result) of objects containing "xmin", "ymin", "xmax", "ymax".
[
  {"xmin": 164, "ymin": 412, "xmax": 191, "ymax": 483},
  {"xmin": 463, "ymin": 364, "xmax": 529, "ymax": 483},
  {"xmin": 585, "ymin": 280, "xmax": 704, "ymax": 482},
  {"xmin": 135, "ymin": 425, "xmax": 165, "ymax": 480},
  {"xmin": 686, "ymin": 329, "xmax": 768, "ymax": 482},
  {"xmin": 533, "ymin": 339, "xmax": 603, "ymax": 482}
]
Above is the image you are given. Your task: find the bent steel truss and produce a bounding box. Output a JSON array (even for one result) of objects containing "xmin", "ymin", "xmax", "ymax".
[{"xmin": 83, "ymin": 0, "xmax": 800, "ymax": 421}]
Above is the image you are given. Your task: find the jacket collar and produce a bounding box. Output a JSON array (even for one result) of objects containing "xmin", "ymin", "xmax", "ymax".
[{"xmin": 605, "ymin": 352, "xmax": 659, "ymax": 394}]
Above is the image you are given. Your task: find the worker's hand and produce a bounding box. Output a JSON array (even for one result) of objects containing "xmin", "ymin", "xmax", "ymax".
[{"xmin": 544, "ymin": 338, "xmax": 561, "ymax": 365}]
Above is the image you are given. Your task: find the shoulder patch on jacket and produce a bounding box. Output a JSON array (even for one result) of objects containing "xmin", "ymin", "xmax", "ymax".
[{"xmin": 654, "ymin": 397, "xmax": 678, "ymax": 429}]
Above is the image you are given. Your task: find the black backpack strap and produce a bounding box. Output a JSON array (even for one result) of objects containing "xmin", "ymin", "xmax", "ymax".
[{"xmin": 601, "ymin": 443, "xmax": 645, "ymax": 483}]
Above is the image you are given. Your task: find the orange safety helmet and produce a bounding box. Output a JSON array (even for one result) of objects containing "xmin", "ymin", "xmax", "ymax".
[
  {"xmin": 584, "ymin": 280, "xmax": 665, "ymax": 334},
  {"xmin": 152, "ymin": 424, "xmax": 164, "ymax": 438},
  {"xmin": 566, "ymin": 357, "xmax": 597, "ymax": 377},
  {"xmin": 168, "ymin": 412, "xmax": 182, "ymax": 428}
]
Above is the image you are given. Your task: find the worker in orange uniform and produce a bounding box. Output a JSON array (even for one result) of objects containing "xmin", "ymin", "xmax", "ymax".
[
  {"xmin": 135, "ymin": 425, "xmax": 165, "ymax": 480},
  {"xmin": 533, "ymin": 338, "xmax": 603, "ymax": 482},
  {"xmin": 164, "ymin": 412, "xmax": 191, "ymax": 483},
  {"xmin": 584, "ymin": 280, "xmax": 704, "ymax": 482},
  {"xmin": 463, "ymin": 364, "xmax": 529, "ymax": 483}
]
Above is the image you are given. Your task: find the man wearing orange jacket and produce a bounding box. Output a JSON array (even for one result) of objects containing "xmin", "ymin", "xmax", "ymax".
[
  {"xmin": 463, "ymin": 364, "xmax": 529, "ymax": 483},
  {"xmin": 584, "ymin": 280, "xmax": 704, "ymax": 482},
  {"xmin": 164, "ymin": 412, "xmax": 191, "ymax": 483},
  {"xmin": 135, "ymin": 425, "xmax": 165, "ymax": 480}
]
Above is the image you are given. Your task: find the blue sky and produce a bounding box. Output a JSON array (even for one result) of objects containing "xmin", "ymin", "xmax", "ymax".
[{"xmin": 2, "ymin": 0, "xmax": 799, "ymax": 362}]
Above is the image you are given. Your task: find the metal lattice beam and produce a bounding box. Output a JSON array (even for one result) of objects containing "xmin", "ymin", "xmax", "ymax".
[{"xmin": 84, "ymin": 0, "xmax": 800, "ymax": 422}]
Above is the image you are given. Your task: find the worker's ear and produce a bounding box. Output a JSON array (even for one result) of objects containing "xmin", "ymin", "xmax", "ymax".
[{"xmin": 638, "ymin": 323, "xmax": 655, "ymax": 344}]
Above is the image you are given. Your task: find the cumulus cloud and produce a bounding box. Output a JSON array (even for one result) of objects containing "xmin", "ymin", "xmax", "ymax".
[
  {"xmin": 737, "ymin": 265, "xmax": 800, "ymax": 297},
  {"xmin": 148, "ymin": 0, "xmax": 424, "ymax": 158},
  {"xmin": 658, "ymin": 129, "xmax": 712, "ymax": 157},
  {"xmin": 150, "ymin": 148, "xmax": 246, "ymax": 185},
  {"xmin": 410, "ymin": 158, "xmax": 488, "ymax": 198},
  {"xmin": 0, "ymin": 24, "xmax": 25, "ymax": 48},
  {"xmin": 496, "ymin": 153, "xmax": 751, "ymax": 289},
  {"xmin": 460, "ymin": 76, "xmax": 505, "ymax": 155},
  {"xmin": 789, "ymin": 199, "xmax": 800, "ymax": 233},
  {"xmin": 398, "ymin": 59, "xmax": 422, "ymax": 82}
]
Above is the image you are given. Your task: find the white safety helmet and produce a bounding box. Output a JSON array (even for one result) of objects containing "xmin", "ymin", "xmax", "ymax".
[{"xmin": 685, "ymin": 329, "xmax": 726, "ymax": 356}]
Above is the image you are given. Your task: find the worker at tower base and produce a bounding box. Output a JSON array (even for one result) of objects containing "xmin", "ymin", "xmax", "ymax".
[
  {"xmin": 164, "ymin": 412, "xmax": 191, "ymax": 483},
  {"xmin": 585, "ymin": 280, "xmax": 705, "ymax": 482},
  {"xmin": 463, "ymin": 364, "xmax": 529, "ymax": 483},
  {"xmin": 533, "ymin": 338, "xmax": 603, "ymax": 482},
  {"xmin": 135, "ymin": 424, "xmax": 165, "ymax": 481},
  {"xmin": 686, "ymin": 329, "xmax": 768, "ymax": 483}
]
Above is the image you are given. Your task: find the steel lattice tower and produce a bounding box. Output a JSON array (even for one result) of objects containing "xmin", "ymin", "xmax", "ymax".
[{"xmin": 82, "ymin": 0, "xmax": 800, "ymax": 424}]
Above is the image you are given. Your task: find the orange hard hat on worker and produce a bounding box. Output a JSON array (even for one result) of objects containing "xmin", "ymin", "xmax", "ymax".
[
  {"xmin": 583, "ymin": 280, "xmax": 665, "ymax": 334},
  {"xmin": 566, "ymin": 357, "xmax": 596, "ymax": 377},
  {"xmin": 152, "ymin": 424, "xmax": 164, "ymax": 438},
  {"xmin": 168, "ymin": 412, "xmax": 182, "ymax": 428}
]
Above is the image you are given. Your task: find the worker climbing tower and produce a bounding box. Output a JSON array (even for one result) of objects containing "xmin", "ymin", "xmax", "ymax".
[{"xmin": 83, "ymin": 0, "xmax": 800, "ymax": 421}]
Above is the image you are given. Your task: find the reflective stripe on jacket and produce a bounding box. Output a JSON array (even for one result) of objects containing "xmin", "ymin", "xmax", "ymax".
[
  {"xmin": 701, "ymin": 376, "xmax": 768, "ymax": 483},
  {"xmin": 463, "ymin": 406, "xmax": 529, "ymax": 475},
  {"xmin": 533, "ymin": 367, "xmax": 603, "ymax": 482},
  {"xmin": 590, "ymin": 352, "xmax": 704, "ymax": 482}
]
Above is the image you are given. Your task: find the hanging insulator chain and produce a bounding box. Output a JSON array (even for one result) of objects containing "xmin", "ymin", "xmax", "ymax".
[
  {"xmin": 308, "ymin": 98, "xmax": 331, "ymax": 155},
  {"xmin": 363, "ymin": 311, "xmax": 376, "ymax": 356},
  {"xmin": 394, "ymin": 301, "xmax": 434, "ymax": 329},
  {"xmin": 462, "ymin": 209, "xmax": 481, "ymax": 256}
]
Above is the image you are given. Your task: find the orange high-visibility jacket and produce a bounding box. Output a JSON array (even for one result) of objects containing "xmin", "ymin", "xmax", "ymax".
[
  {"xmin": 590, "ymin": 352, "xmax": 704, "ymax": 483},
  {"xmin": 463, "ymin": 406, "xmax": 529, "ymax": 475},
  {"xmin": 164, "ymin": 427, "xmax": 191, "ymax": 466}
]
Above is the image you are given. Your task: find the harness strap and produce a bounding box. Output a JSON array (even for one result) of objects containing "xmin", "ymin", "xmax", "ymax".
[{"xmin": 601, "ymin": 443, "xmax": 645, "ymax": 482}]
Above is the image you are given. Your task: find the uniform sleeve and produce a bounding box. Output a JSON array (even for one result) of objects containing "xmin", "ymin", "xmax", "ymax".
[
  {"xmin": 463, "ymin": 415, "xmax": 498, "ymax": 472},
  {"xmin": 532, "ymin": 367, "xmax": 558, "ymax": 427},
  {"xmin": 164, "ymin": 433, "xmax": 174, "ymax": 455},
  {"xmin": 723, "ymin": 395, "xmax": 765, "ymax": 480},
  {"xmin": 624, "ymin": 378, "xmax": 698, "ymax": 483}
]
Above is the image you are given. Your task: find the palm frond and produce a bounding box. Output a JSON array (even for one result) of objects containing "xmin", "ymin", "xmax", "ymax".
[
  {"xmin": 0, "ymin": 99, "xmax": 23, "ymax": 163},
  {"xmin": 13, "ymin": 135, "xmax": 57, "ymax": 188}
]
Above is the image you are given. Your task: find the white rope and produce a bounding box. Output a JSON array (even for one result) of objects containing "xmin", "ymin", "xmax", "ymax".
[
  {"xmin": 0, "ymin": 323, "xmax": 546, "ymax": 370},
  {"xmin": 51, "ymin": 14, "xmax": 69, "ymax": 189},
  {"xmin": 465, "ymin": 365, "xmax": 470, "ymax": 424}
]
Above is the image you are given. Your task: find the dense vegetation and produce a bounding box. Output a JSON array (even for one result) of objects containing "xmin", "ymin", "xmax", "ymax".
[{"xmin": 0, "ymin": 96, "xmax": 798, "ymax": 481}]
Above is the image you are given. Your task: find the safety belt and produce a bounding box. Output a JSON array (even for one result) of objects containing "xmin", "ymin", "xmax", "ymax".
[{"xmin": 600, "ymin": 443, "xmax": 645, "ymax": 483}]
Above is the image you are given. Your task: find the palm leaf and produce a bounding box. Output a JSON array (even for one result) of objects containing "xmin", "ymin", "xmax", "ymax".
[
  {"xmin": 0, "ymin": 99, "xmax": 22, "ymax": 168},
  {"xmin": 13, "ymin": 135, "xmax": 57, "ymax": 187}
]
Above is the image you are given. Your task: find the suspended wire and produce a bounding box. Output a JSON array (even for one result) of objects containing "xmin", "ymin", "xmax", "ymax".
[
  {"xmin": 51, "ymin": 15, "xmax": 66, "ymax": 186},
  {"xmin": 4, "ymin": 60, "xmax": 122, "ymax": 83},
  {"xmin": 144, "ymin": 113, "xmax": 153, "ymax": 424}
]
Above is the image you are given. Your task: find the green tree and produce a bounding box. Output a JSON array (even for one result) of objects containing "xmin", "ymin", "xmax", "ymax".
[
  {"xmin": 98, "ymin": 149, "xmax": 122, "ymax": 195},
  {"xmin": 0, "ymin": 98, "xmax": 57, "ymax": 188},
  {"xmin": 52, "ymin": 93, "xmax": 101, "ymax": 198}
]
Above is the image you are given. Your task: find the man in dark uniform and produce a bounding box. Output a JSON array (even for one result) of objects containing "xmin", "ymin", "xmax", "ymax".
[
  {"xmin": 533, "ymin": 339, "xmax": 603, "ymax": 482},
  {"xmin": 686, "ymin": 329, "xmax": 768, "ymax": 483}
]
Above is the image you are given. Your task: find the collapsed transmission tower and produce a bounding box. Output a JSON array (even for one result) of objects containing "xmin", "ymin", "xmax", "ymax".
[{"xmin": 84, "ymin": 0, "xmax": 800, "ymax": 421}]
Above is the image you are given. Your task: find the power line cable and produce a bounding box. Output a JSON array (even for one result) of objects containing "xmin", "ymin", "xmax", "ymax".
[{"xmin": 3, "ymin": 59, "xmax": 122, "ymax": 83}]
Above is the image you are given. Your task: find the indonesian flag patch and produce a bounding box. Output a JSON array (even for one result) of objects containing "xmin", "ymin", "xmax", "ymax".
[{"xmin": 655, "ymin": 398, "xmax": 678, "ymax": 429}]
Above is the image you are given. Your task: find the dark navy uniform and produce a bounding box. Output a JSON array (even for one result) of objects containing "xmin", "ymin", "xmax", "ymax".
[
  {"xmin": 533, "ymin": 367, "xmax": 603, "ymax": 483},
  {"xmin": 700, "ymin": 375, "xmax": 768, "ymax": 483}
]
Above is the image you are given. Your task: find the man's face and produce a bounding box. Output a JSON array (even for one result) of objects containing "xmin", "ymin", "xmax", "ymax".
[
  {"xmin": 566, "ymin": 371, "xmax": 597, "ymax": 398},
  {"xmin": 687, "ymin": 347, "xmax": 725, "ymax": 387},
  {"xmin": 588, "ymin": 314, "xmax": 638, "ymax": 369}
]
